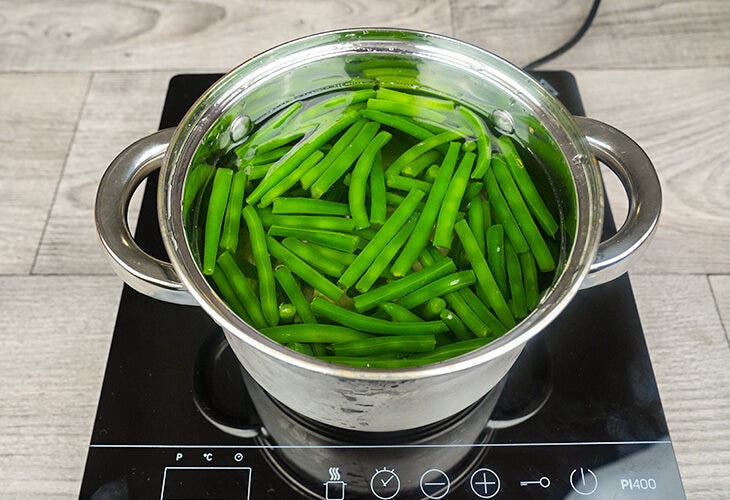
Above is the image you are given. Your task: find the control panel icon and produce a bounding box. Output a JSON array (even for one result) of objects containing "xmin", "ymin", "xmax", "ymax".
[
  {"xmin": 324, "ymin": 467, "xmax": 346, "ymax": 500},
  {"xmin": 420, "ymin": 468, "xmax": 450, "ymax": 499},
  {"xmin": 470, "ymin": 468, "xmax": 500, "ymax": 498},
  {"xmin": 570, "ymin": 467, "xmax": 598, "ymax": 495},
  {"xmin": 370, "ymin": 467, "xmax": 400, "ymax": 499}
]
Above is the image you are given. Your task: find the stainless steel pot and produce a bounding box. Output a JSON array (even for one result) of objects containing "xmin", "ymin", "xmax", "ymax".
[{"xmin": 95, "ymin": 29, "xmax": 661, "ymax": 432}]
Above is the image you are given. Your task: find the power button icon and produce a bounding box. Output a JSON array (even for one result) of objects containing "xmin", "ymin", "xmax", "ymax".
[{"xmin": 570, "ymin": 467, "xmax": 598, "ymax": 495}]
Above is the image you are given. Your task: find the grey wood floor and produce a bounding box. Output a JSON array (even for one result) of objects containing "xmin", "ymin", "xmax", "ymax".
[{"xmin": 1, "ymin": 1, "xmax": 728, "ymax": 498}]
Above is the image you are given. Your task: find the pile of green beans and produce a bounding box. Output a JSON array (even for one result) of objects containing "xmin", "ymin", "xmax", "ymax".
[{"xmin": 184, "ymin": 85, "xmax": 561, "ymax": 369}]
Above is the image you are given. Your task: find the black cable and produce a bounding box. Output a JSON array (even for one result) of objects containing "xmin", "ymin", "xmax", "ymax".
[{"xmin": 523, "ymin": 0, "xmax": 602, "ymax": 70}]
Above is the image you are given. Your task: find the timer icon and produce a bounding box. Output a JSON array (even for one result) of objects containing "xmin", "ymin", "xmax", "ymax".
[{"xmin": 370, "ymin": 467, "xmax": 401, "ymax": 499}]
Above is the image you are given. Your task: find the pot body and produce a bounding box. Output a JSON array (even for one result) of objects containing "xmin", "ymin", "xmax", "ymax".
[
  {"xmin": 224, "ymin": 328, "xmax": 522, "ymax": 431},
  {"xmin": 96, "ymin": 29, "xmax": 662, "ymax": 432}
]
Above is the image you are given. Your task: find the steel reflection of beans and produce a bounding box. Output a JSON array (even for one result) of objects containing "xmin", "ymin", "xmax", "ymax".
[{"xmin": 187, "ymin": 86, "xmax": 562, "ymax": 368}]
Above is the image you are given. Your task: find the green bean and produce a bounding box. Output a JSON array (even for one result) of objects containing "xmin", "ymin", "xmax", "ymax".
[
  {"xmin": 243, "ymin": 163, "xmax": 272, "ymax": 180},
  {"xmin": 498, "ymin": 136, "xmax": 559, "ymax": 236},
  {"xmin": 279, "ymin": 303, "xmax": 297, "ymax": 323},
  {"xmin": 219, "ymin": 170, "xmax": 247, "ymax": 252},
  {"xmin": 411, "ymin": 117, "xmax": 471, "ymax": 138},
  {"xmin": 379, "ymin": 302, "xmax": 424, "ymax": 322},
  {"xmin": 281, "ymin": 238, "xmax": 345, "ymax": 277},
  {"xmin": 376, "ymin": 87, "xmax": 454, "ymax": 111},
  {"xmin": 423, "ymin": 297, "xmax": 447, "ymax": 319},
  {"xmin": 483, "ymin": 159, "xmax": 529, "ymax": 253},
  {"xmin": 311, "ymin": 121, "xmax": 382, "ymax": 199},
  {"xmin": 353, "ymin": 258, "xmax": 456, "ymax": 312},
  {"xmin": 401, "ymin": 150, "xmax": 441, "ymax": 177},
  {"xmin": 348, "ymin": 130, "xmax": 392, "ymax": 228},
  {"xmin": 425, "ymin": 164, "xmax": 440, "ymax": 182},
  {"xmin": 241, "ymin": 206, "xmax": 278, "ymax": 326},
  {"xmin": 411, "ymin": 338, "xmax": 491, "ymax": 362},
  {"xmin": 443, "ymin": 291, "xmax": 489, "ymax": 337},
  {"xmin": 463, "ymin": 140, "xmax": 477, "ymax": 152},
  {"xmin": 210, "ymin": 266, "xmax": 251, "ymax": 324},
  {"xmin": 463, "ymin": 182, "xmax": 484, "ymax": 205},
  {"xmin": 355, "ymin": 214, "xmax": 418, "ymax": 292},
  {"xmin": 385, "ymin": 131, "xmax": 461, "ymax": 178},
  {"xmin": 258, "ymin": 150, "xmax": 324, "ymax": 207},
  {"xmin": 433, "ymin": 152, "xmax": 476, "ymax": 249},
  {"xmin": 294, "ymin": 90, "xmax": 375, "ymax": 126},
  {"xmin": 261, "ymin": 324, "xmax": 370, "ymax": 344},
  {"xmin": 267, "ymin": 226, "xmax": 360, "ymax": 253},
  {"xmin": 203, "ymin": 168, "xmax": 233, "ymax": 275},
  {"xmin": 492, "ymin": 155, "xmax": 555, "ymax": 272},
  {"xmin": 248, "ymin": 102, "xmax": 302, "ymax": 145},
  {"xmin": 273, "ymin": 266, "xmax": 316, "ymax": 324},
  {"xmin": 369, "ymin": 151, "xmax": 387, "ymax": 225},
  {"xmin": 317, "ymin": 356, "xmax": 424, "ymax": 369},
  {"xmin": 246, "ymin": 109, "xmax": 358, "ymax": 205},
  {"xmin": 435, "ymin": 333, "xmax": 455, "ymax": 346},
  {"xmin": 311, "ymin": 298, "xmax": 448, "ymax": 335},
  {"xmin": 267, "ymin": 236, "xmax": 345, "ymax": 302},
  {"xmin": 398, "ymin": 271, "xmax": 476, "ymax": 309},
  {"xmin": 288, "ymin": 342, "xmax": 313, "ymax": 355},
  {"xmin": 505, "ymin": 241, "xmax": 527, "ymax": 319},
  {"xmin": 519, "ymin": 251, "xmax": 539, "ymax": 310},
  {"xmin": 457, "ymin": 106, "xmax": 491, "ymax": 178},
  {"xmin": 468, "ymin": 199, "xmax": 486, "ymax": 256},
  {"xmin": 384, "ymin": 191, "xmax": 428, "ymax": 212},
  {"xmin": 261, "ymin": 214, "xmax": 355, "ymax": 232},
  {"xmin": 216, "ymin": 252, "xmax": 266, "ymax": 329},
  {"xmin": 362, "ymin": 67, "xmax": 419, "ymax": 79},
  {"xmin": 458, "ymin": 288, "xmax": 508, "ymax": 335},
  {"xmin": 358, "ymin": 109, "xmax": 434, "ymax": 142},
  {"xmin": 273, "ymin": 197, "xmax": 349, "ymax": 216},
  {"xmin": 339, "ymin": 189, "xmax": 425, "ymax": 289},
  {"xmin": 366, "ymin": 98, "xmax": 448, "ymax": 124},
  {"xmin": 482, "ymin": 199, "xmax": 492, "ymax": 230},
  {"xmin": 255, "ymin": 131, "xmax": 305, "ymax": 154},
  {"xmin": 486, "ymin": 224, "xmax": 508, "ymax": 297},
  {"xmin": 247, "ymin": 145, "xmax": 291, "ymax": 165},
  {"xmin": 300, "ymin": 119, "xmax": 367, "ymax": 190},
  {"xmin": 311, "ymin": 343, "xmax": 328, "ymax": 356},
  {"xmin": 333, "ymin": 335, "xmax": 435, "ymax": 357},
  {"xmin": 439, "ymin": 309, "xmax": 472, "ymax": 340},
  {"xmin": 454, "ymin": 219, "xmax": 515, "ymax": 327},
  {"xmin": 183, "ymin": 164, "xmax": 214, "ymax": 218},
  {"xmin": 386, "ymin": 175, "xmax": 432, "ymax": 193},
  {"xmin": 390, "ymin": 142, "xmax": 460, "ymax": 277},
  {"xmin": 294, "ymin": 242, "xmax": 355, "ymax": 266}
]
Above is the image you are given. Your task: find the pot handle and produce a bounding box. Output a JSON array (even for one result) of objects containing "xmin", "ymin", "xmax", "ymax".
[
  {"xmin": 573, "ymin": 116, "xmax": 662, "ymax": 288},
  {"xmin": 95, "ymin": 128, "xmax": 196, "ymax": 305}
]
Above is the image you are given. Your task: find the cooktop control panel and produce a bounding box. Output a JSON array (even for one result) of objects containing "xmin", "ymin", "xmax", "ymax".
[{"xmin": 84, "ymin": 442, "xmax": 682, "ymax": 499}]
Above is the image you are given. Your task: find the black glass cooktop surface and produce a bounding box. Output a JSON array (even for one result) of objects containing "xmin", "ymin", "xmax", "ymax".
[{"xmin": 79, "ymin": 72, "xmax": 684, "ymax": 499}]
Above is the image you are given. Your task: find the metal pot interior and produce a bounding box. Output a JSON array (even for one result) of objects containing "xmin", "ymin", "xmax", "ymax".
[{"xmin": 160, "ymin": 28, "xmax": 601, "ymax": 380}]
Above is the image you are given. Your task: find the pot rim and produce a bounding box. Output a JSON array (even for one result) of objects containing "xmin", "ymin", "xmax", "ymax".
[{"xmin": 158, "ymin": 27, "xmax": 603, "ymax": 381}]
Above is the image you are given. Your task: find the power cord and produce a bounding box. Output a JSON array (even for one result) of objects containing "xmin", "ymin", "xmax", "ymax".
[{"xmin": 523, "ymin": 0, "xmax": 602, "ymax": 70}]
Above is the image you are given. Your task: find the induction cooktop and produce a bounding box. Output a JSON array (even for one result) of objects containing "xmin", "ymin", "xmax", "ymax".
[{"xmin": 79, "ymin": 72, "xmax": 684, "ymax": 499}]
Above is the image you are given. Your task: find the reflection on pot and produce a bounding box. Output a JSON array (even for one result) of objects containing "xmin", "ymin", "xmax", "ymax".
[{"xmin": 193, "ymin": 331, "xmax": 552, "ymax": 498}]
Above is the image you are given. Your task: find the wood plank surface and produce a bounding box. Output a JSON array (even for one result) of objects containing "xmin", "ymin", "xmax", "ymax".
[
  {"xmin": 452, "ymin": 0, "xmax": 730, "ymax": 69},
  {"xmin": 0, "ymin": 276, "xmax": 121, "ymax": 499},
  {"xmin": 0, "ymin": 73, "xmax": 90, "ymax": 275},
  {"xmin": 33, "ymin": 72, "xmax": 174, "ymax": 275},
  {"xmin": 709, "ymin": 275, "xmax": 730, "ymax": 345},
  {"xmin": 0, "ymin": 0, "xmax": 453, "ymax": 72},
  {"xmin": 575, "ymin": 67, "xmax": 730, "ymax": 274}
]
